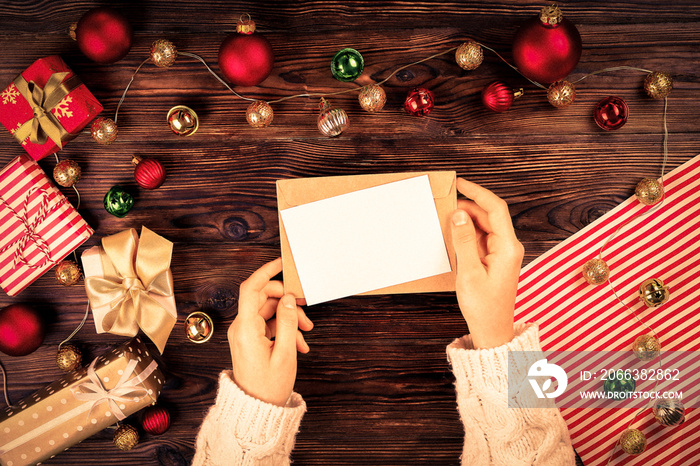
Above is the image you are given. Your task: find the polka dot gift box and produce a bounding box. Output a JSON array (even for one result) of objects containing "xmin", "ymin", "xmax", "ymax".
[{"xmin": 0, "ymin": 337, "xmax": 163, "ymax": 466}]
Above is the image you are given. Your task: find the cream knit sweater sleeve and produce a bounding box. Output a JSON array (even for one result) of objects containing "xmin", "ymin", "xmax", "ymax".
[
  {"xmin": 447, "ymin": 322, "xmax": 575, "ymax": 466},
  {"xmin": 192, "ymin": 370, "xmax": 306, "ymax": 466}
]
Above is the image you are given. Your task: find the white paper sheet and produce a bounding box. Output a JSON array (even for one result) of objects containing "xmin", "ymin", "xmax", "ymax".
[{"xmin": 280, "ymin": 175, "xmax": 452, "ymax": 305}]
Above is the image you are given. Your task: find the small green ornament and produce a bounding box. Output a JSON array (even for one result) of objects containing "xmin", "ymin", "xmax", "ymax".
[
  {"xmin": 331, "ymin": 48, "xmax": 364, "ymax": 82},
  {"xmin": 603, "ymin": 370, "xmax": 636, "ymax": 400},
  {"xmin": 104, "ymin": 185, "xmax": 134, "ymax": 218}
]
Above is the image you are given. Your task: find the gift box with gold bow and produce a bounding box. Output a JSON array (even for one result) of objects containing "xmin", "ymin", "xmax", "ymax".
[
  {"xmin": 0, "ymin": 337, "xmax": 163, "ymax": 466},
  {"xmin": 0, "ymin": 55, "xmax": 103, "ymax": 160},
  {"xmin": 0, "ymin": 154, "xmax": 94, "ymax": 296},
  {"xmin": 81, "ymin": 227, "xmax": 177, "ymax": 354}
]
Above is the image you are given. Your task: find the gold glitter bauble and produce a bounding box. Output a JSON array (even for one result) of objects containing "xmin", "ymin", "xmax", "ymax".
[
  {"xmin": 53, "ymin": 159, "xmax": 82, "ymax": 187},
  {"xmin": 358, "ymin": 85, "xmax": 387, "ymax": 112},
  {"xmin": 150, "ymin": 39, "xmax": 177, "ymax": 68},
  {"xmin": 167, "ymin": 105, "xmax": 199, "ymax": 136},
  {"xmin": 653, "ymin": 398, "xmax": 685, "ymax": 427},
  {"xmin": 547, "ymin": 81, "xmax": 576, "ymax": 108},
  {"xmin": 246, "ymin": 100, "xmax": 274, "ymax": 128},
  {"xmin": 56, "ymin": 344, "xmax": 82, "ymax": 372},
  {"xmin": 644, "ymin": 71, "xmax": 673, "ymax": 99},
  {"xmin": 619, "ymin": 428, "xmax": 646, "ymax": 455},
  {"xmin": 91, "ymin": 117, "xmax": 119, "ymax": 145},
  {"xmin": 55, "ymin": 260, "xmax": 82, "ymax": 286},
  {"xmin": 113, "ymin": 424, "xmax": 139, "ymax": 451},
  {"xmin": 186, "ymin": 311, "xmax": 214, "ymax": 343},
  {"xmin": 635, "ymin": 178, "xmax": 664, "ymax": 206},
  {"xmin": 639, "ymin": 278, "xmax": 670, "ymax": 307},
  {"xmin": 631, "ymin": 334, "xmax": 661, "ymax": 361},
  {"xmin": 455, "ymin": 41, "xmax": 484, "ymax": 71},
  {"xmin": 582, "ymin": 258, "xmax": 609, "ymax": 286}
]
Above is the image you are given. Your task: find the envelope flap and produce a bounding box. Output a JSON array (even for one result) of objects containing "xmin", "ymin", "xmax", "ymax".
[{"xmin": 277, "ymin": 171, "xmax": 456, "ymax": 208}]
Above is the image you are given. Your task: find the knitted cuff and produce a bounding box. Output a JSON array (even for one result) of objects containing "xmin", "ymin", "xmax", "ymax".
[
  {"xmin": 213, "ymin": 370, "xmax": 306, "ymax": 451},
  {"xmin": 446, "ymin": 322, "xmax": 542, "ymax": 396}
]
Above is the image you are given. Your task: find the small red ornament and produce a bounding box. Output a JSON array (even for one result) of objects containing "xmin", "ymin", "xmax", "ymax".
[
  {"xmin": 142, "ymin": 405, "xmax": 171, "ymax": 435},
  {"xmin": 594, "ymin": 96, "xmax": 629, "ymax": 131},
  {"xmin": 512, "ymin": 5, "xmax": 582, "ymax": 84},
  {"xmin": 0, "ymin": 304, "xmax": 46, "ymax": 356},
  {"xmin": 218, "ymin": 15, "xmax": 274, "ymax": 86},
  {"xmin": 481, "ymin": 81, "xmax": 524, "ymax": 113},
  {"xmin": 75, "ymin": 7, "xmax": 133, "ymax": 64},
  {"xmin": 404, "ymin": 87, "xmax": 435, "ymax": 116},
  {"xmin": 132, "ymin": 156, "xmax": 166, "ymax": 190}
]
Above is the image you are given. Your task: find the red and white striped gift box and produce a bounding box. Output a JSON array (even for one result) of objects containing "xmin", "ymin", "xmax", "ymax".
[
  {"xmin": 0, "ymin": 154, "xmax": 93, "ymax": 296},
  {"xmin": 515, "ymin": 154, "xmax": 700, "ymax": 465}
]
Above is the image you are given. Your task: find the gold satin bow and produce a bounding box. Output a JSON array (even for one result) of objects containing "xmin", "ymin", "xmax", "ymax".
[
  {"xmin": 85, "ymin": 227, "xmax": 176, "ymax": 353},
  {"xmin": 12, "ymin": 71, "xmax": 82, "ymax": 148}
]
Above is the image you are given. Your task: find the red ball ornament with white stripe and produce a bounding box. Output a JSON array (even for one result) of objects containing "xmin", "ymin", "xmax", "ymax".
[
  {"xmin": 132, "ymin": 156, "xmax": 166, "ymax": 190},
  {"xmin": 141, "ymin": 405, "xmax": 171, "ymax": 435}
]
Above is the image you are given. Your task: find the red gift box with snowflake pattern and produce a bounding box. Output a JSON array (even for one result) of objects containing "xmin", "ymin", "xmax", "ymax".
[{"xmin": 0, "ymin": 55, "xmax": 103, "ymax": 160}]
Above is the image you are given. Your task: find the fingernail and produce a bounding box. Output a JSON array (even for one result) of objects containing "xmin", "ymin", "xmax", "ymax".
[
  {"xmin": 282, "ymin": 296, "xmax": 296, "ymax": 309},
  {"xmin": 453, "ymin": 210, "xmax": 467, "ymax": 226}
]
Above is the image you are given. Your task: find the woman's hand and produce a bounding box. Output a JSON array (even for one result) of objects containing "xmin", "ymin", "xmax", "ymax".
[
  {"xmin": 449, "ymin": 179, "xmax": 524, "ymax": 349},
  {"xmin": 227, "ymin": 258, "xmax": 314, "ymax": 406}
]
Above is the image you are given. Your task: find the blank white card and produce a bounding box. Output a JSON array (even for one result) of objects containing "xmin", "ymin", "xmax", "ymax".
[{"xmin": 280, "ymin": 175, "xmax": 451, "ymax": 305}]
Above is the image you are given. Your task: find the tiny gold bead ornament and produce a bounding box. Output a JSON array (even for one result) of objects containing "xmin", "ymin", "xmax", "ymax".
[
  {"xmin": 653, "ymin": 398, "xmax": 685, "ymax": 427},
  {"xmin": 639, "ymin": 278, "xmax": 670, "ymax": 307},
  {"xmin": 644, "ymin": 71, "xmax": 673, "ymax": 99},
  {"xmin": 620, "ymin": 428, "xmax": 646, "ymax": 455},
  {"xmin": 69, "ymin": 22, "xmax": 78, "ymax": 41},
  {"xmin": 167, "ymin": 105, "xmax": 199, "ymax": 136},
  {"xmin": 91, "ymin": 117, "xmax": 119, "ymax": 145},
  {"xmin": 113, "ymin": 424, "xmax": 139, "ymax": 451},
  {"xmin": 631, "ymin": 334, "xmax": 661, "ymax": 361},
  {"xmin": 150, "ymin": 39, "xmax": 177, "ymax": 68},
  {"xmin": 582, "ymin": 258, "xmax": 609, "ymax": 286},
  {"xmin": 547, "ymin": 80, "xmax": 576, "ymax": 108},
  {"xmin": 455, "ymin": 41, "xmax": 484, "ymax": 71},
  {"xmin": 56, "ymin": 344, "xmax": 82, "ymax": 372},
  {"xmin": 358, "ymin": 85, "xmax": 387, "ymax": 113},
  {"xmin": 246, "ymin": 100, "xmax": 274, "ymax": 128},
  {"xmin": 55, "ymin": 260, "xmax": 82, "ymax": 286},
  {"xmin": 53, "ymin": 159, "xmax": 82, "ymax": 187},
  {"xmin": 185, "ymin": 311, "xmax": 214, "ymax": 343},
  {"xmin": 635, "ymin": 178, "xmax": 664, "ymax": 206}
]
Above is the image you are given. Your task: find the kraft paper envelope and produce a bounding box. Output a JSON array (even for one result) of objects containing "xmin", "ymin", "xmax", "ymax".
[{"xmin": 277, "ymin": 171, "xmax": 457, "ymax": 303}]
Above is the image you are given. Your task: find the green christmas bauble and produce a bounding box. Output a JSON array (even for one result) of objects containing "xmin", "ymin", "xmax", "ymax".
[
  {"xmin": 104, "ymin": 185, "xmax": 134, "ymax": 218},
  {"xmin": 603, "ymin": 370, "xmax": 636, "ymax": 400},
  {"xmin": 331, "ymin": 48, "xmax": 364, "ymax": 82}
]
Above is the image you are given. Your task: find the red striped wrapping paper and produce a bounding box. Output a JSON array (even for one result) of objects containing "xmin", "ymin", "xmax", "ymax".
[
  {"xmin": 515, "ymin": 154, "xmax": 700, "ymax": 466},
  {"xmin": 0, "ymin": 154, "xmax": 93, "ymax": 296}
]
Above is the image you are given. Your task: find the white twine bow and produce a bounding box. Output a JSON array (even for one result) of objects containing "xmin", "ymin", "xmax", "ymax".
[{"xmin": 72, "ymin": 357, "xmax": 158, "ymax": 421}]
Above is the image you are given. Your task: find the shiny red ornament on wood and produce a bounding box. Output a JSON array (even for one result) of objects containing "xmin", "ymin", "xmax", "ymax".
[
  {"xmin": 404, "ymin": 87, "xmax": 435, "ymax": 116},
  {"xmin": 142, "ymin": 405, "xmax": 171, "ymax": 435},
  {"xmin": 481, "ymin": 81, "xmax": 524, "ymax": 113},
  {"xmin": 0, "ymin": 304, "xmax": 46, "ymax": 356},
  {"xmin": 75, "ymin": 7, "xmax": 132, "ymax": 64},
  {"xmin": 132, "ymin": 156, "xmax": 166, "ymax": 190},
  {"xmin": 512, "ymin": 5, "xmax": 582, "ymax": 84},
  {"xmin": 218, "ymin": 16, "xmax": 274, "ymax": 87},
  {"xmin": 594, "ymin": 96, "xmax": 629, "ymax": 131}
]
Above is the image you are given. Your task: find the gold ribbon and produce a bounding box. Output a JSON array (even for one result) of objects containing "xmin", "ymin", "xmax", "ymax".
[
  {"xmin": 85, "ymin": 227, "xmax": 176, "ymax": 353},
  {"xmin": 12, "ymin": 71, "xmax": 82, "ymax": 148},
  {"xmin": 72, "ymin": 357, "xmax": 158, "ymax": 421}
]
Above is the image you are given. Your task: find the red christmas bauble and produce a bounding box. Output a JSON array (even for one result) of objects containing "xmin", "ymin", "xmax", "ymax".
[
  {"xmin": 482, "ymin": 81, "xmax": 522, "ymax": 113},
  {"xmin": 75, "ymin": 7, "xmax": 133, "ymax": 64},
  {"xmin": 142, "ymin": 405, "xmax": 171, "ymax": 435},
  {"xmin": 218, "ymin": 33, "xmax": 274, "ymax": 87},
  {"xmin": 594, "ymin": 96, "xmax": 629, "ymax": 131},
  {"xmin": 404, "ymin": 88, "xmax": 435, "ymax": 116},
  {"xmin": 0, "ymin": 304, "xmax": 46, "ymax": 356},
  {"xmin": 512, "ymin": 6, "xmax": 582, "ymax": 84},
  {"xmin": 133, "ymin": 157, "xmax": 166, "ymax": 190}
]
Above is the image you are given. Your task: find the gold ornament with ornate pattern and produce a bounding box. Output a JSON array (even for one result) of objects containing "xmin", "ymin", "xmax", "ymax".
[
  {"xmin": 150, "ymin": 39, "xmax": 177, "ymax": 68},
  {"xmin": 56, "ymin": 344, "xmax": 82, "ymax": 372},
  {"xmin": 582, "ymin": 257, "xmax": 609, "ymax": 285},
  {"xmin": 455, "ymin": 41, "xmax": 483, "ymax": 70},
  {"xmin": 631, "ymin": 334, "xmax": 660, "ymax": 361},
  {"xmin": 246, "ymin": 100, "xmax": 274, "ymax": 128},
  {"xmin": 91, "ymin": 117, "xmax": 119, "ymax": 145},
  {"xmin": 55, "ymin": 260, "xmax": 82, "ymax": 286},
  {"xmin": 53, "ymin": 159, "xmax": 81, "ymax": 187},
  {"xmin": 547, "ymin": 80, "xmax": 576, "ymax": 108},
  {"xmin": 644, "ymin": 71, "xmax": 673, "ymax": 99},
  {"xmin": 635, "ymin": 178, "xmax": 664, "ymax": 206},
  {"xmin": 113, "ymin": 424, "xmax": 140, "ymax": 450},
  {"xmin": 358, "ymin": 85, "xmax": 387, "ymax": 112},
  {"xmin": 619, "ymin": 428, "xmax": 646, "ymax": 455}
]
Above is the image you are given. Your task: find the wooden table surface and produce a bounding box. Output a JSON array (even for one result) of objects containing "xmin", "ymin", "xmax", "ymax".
[{"xmin": 0, "ymin": 1, "xmax": 698, "ymax": 465}]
